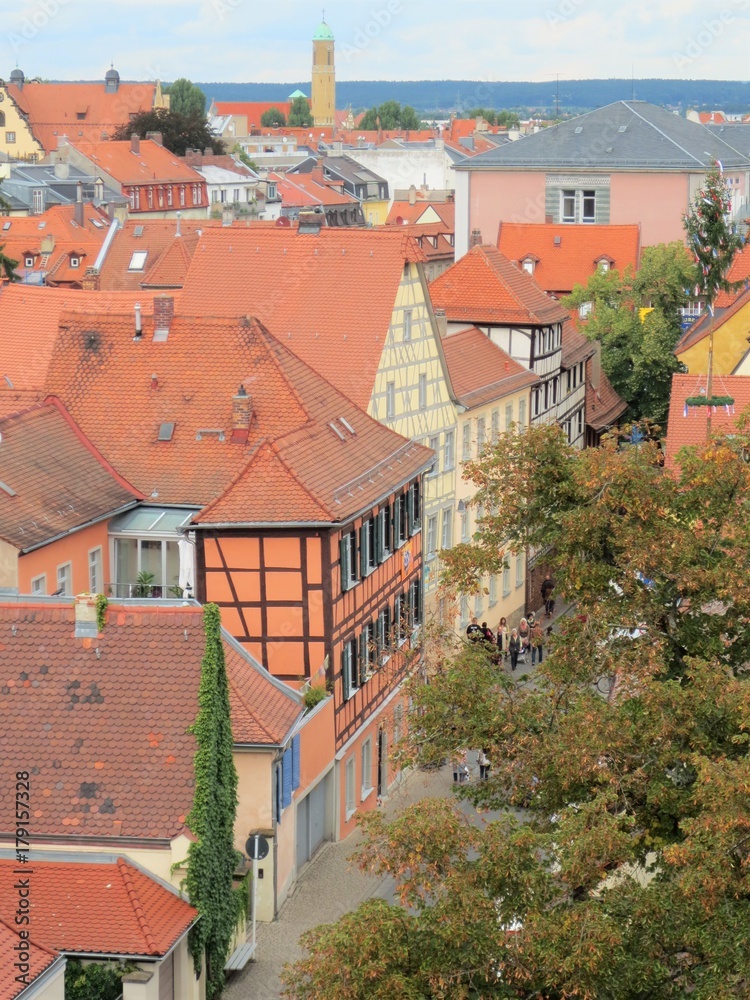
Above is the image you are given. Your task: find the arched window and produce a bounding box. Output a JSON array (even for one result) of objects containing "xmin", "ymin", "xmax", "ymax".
[{"xmin": 0, "ymin": 112, "xmax": 5, "ymax": 127}]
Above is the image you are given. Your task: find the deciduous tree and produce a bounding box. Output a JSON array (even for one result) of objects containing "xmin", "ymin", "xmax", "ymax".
[
  {"xmin": 261, "ymin": 106, "xmax": 287, "ymax": 128},
  {"xmin": 288, "ymin": 96, "xmax": 313, "ymax": 127},
  {"xmin": 359, "ymin": 101, "xmax": 421, "ymax": 131},
  {"xmin": 111, "ymin": 107, "xmax": 224, "ymax": 156},
  {"xmin": 167, "ymin": 77, "xmax": 206, "ymax": 117}
]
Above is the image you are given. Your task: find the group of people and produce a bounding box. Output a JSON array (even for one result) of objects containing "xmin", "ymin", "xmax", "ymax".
[
  {"xmin": 452, "ymin": 748, "xmax": 491, "ymax": 783},
  {"xmin": 465, "ymin": 573, "xmax": 556, "ymax": 673}
]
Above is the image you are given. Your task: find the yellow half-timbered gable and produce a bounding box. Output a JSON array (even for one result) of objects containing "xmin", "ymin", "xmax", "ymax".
[{"xmin": 0, "ymin": 85, "xmax": 43, "ymax": 161}]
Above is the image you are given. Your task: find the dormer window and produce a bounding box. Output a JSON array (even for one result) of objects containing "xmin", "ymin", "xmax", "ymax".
[
  {"xmin": 24, "ymin": 256, "xmax": 34, "ymax": 268},
  {"xmin": 70, "ymin": 256, "xmax": 80, "ymax": 268},
  {"xmin": 596, "ymin": 257, "xmax": 612, "ymax": 272},
  {"xmin": 522, "ymin": 257, "xmax": 535, "ymax": 275},
  {"xmin": 579, "ymin": 301, "xmax": 593, "ymax": 319}
]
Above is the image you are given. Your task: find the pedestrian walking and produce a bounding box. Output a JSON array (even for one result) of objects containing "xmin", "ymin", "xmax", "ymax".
[
  {"xmin": 496, "ymin": 617, "xmax": 509, "ymax": 660},
  {"xmin": 509, "ymin": 629, "xmax": 520, "ymax": 671},
  {"xmin": 530, "ymin": 618, "xmax": 544, "ymax": 666},
  {"xmin": 541, "ymin": 574, "xmax": 556, "ymax": 619},
  {"xmin": 452, "ymin": 749, "xmax": 469, "ymax": 783},
  {"xmin": 466, "ymin": 616, "xmax": 484, "ymax": 641},
  {"xmin": 481, "ymin": 621, "xmax": 495, "ymax": 642},
  {"xmin": 518, "ymin": 616, "xmax": 530, "ymax": 658},
  {"xmin": 478, "ymin": 748, "xmax": 491, "ymax": 781}
]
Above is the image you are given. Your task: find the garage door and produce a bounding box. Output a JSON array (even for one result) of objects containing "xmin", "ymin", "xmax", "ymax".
[{"xmin": 296, "ymin": 775, "xmax": 330, "ymax": 868}]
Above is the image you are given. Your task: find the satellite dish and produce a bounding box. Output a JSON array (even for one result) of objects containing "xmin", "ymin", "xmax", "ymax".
[{"xmin": 276, "ymin": 216, "xmax": 291, "ymax": 227}]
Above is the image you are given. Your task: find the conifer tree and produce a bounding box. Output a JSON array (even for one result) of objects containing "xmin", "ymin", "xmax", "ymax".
[{"xmin": 185, "ymin": 604, "xmax": 241, "ymax": 1000}]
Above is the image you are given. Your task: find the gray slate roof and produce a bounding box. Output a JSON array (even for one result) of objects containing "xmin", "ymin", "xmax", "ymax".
[{"xmin": 456, "ymin": 101, "xmax": 750, "ymax": 172}]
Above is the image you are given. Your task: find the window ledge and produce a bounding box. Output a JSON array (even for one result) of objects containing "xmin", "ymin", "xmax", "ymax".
[
  {"xmin": 346, "ymin": 686, "xmax": 359, "ymax": 701},
  {"xmin": 345, "ymin": 807, "xmax": 356, "ymax": 822},
  {"xmin": 361, "ymin": 786, "xmax": 374, "ymax": 803},
  {"xmin": 380, "ymin": 654, "xmax": 391, "ymax": 667}
]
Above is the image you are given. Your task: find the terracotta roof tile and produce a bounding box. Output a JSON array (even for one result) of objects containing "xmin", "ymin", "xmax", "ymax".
[
  {"xmin": 212, "ymin": 101, "xmax": 292, "ymax": 121},
  {"xmin": 274, "ymin": 171, "xmax": 359, "ymax": 208},
  {"xmin": 561, "ymin": 318, "xmax": 597, "ymax": 367},
  {"xmin": 0, "ymin": 917, "xmax": 59, "ymax": 1000},
  {"xmin": 0, "ymin": 205, "xmax": 110, "ymax": 288},
  {"xmin": 45, "ymin": 311, "xmax": 432, "ymax": 519},
  {"xmin": 0, "ymin": 858, "xmax": 196, "ymax": 957},
  {"xmin": 0, "ymin": 398, "xmax": 142, "ymax": 551},
  {"xmin": 430, "ymin": 244, "xmax": 569, "ymax": 327},
  {"xmin": 585, "ymin": 362, "xmax": 628, "ymax": 431},
  {"xmin": 8, "ymin": 82, "xmax": 157, "ymax": 153},
  {"xmin": 179, "ymin": 227, "xmax": 425, "ymax": 410},
  {"xmin": 497, "ymin": 222, "xmax": 641, "ymax": 294},
  {"xmin": 664, "ymin": 373, "xmax": 750, "ymax": 469},
  {"xmin": 440, "ymin": 327, "xmax": 538, "ymax": 409},
  {"xmin": 70, "ymin": 139, "xmax": 205, "ymax": 186},
  {"xmin": 0, "ymin": 601, "xmax": 302, "ymax": 841}
]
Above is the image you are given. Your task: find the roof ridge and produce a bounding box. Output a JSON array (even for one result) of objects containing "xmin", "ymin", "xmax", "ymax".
[
  {"xmin": 226, "ymin": 671, "xmax": 279, "ymax": 743},
  {"xmin": 621, "ymin": 100, "xmax": 704, "ymax": 166},
  {"xmin": 116, "ymin": 858, "xmax": 160, "ymax": 955}
]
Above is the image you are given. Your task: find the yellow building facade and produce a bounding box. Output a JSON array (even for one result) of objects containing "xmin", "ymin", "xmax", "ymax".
[
  {"xmin": 676, "ymin": 292, "xmax": 750, "ymax": 376},
  {"xmin": 311, "ymin": 20, "xmax": 336, "ymax": 127},
  {"xmin": 0, "ymin": 85, "xmax": 43, "ymax": 160}
]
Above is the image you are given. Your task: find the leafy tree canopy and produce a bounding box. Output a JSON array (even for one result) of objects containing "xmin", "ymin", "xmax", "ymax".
[
  {"xmin": 261, "ymin": 105, "xmax": 287, "ymax": 128},
  {"xmin": 167, "ymin": 77, "xmax": 206, "ymax": 117},
  {"xmin": 284, "ymin": 421, "xmax": 750, "ymax": 999},
  {"xmin": 464, "ymin": 107, "xmax": 521, "ymax": 127},
  {"xmin": 359, "ymin": 100, "xmax": 422, "ymax": 131},
  {"xmin": 288, "ymin": 95, "xmax": 313, "ymax": 128},
  {"xmin": 564, "ymin": 242, "xmax": 699, "ymax": 424},
  {"xmin": 110, "ymin": 107, "xmax": 224, "ymax": 156}
]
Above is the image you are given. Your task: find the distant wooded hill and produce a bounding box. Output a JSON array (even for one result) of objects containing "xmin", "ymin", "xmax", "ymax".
[{"xmin": 198, "ymin": 79, "xmax": 750, "ymax": 116}]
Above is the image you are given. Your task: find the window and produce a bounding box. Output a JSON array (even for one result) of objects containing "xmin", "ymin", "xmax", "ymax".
[
  {"xmin": 561, "ymin": 189, "xmax": 576, "ymax": 222},
  {"xmin": 503, "ymin": 563, "xmax": 511, "ymax": 597},
  {"xmin": 345, "ymin": 756, "xmax": 356, "ymax": 818},
  {"xmin": 598, "ymin": 258, "xmax": 610, "ymax": 272},
  {"xmin": 88, "ymin": 548, "xmax": 103, "ymax": 594},
  {"xmin": 377, "ymin": 606, "xmax": 391, "ymax": 661},
  {"xmin": 24, "ymin": 256, "xmax": 34, "ymax": 268},
  {"xmin": 461, "ymin": 508, "xmax": 470, "ymax": 542},
  {"xmin": 516, "ymin": 554, "xmax": 524, "ymax": 588},
  {"xmin": 70, "ymin": 256, "xmax": 80, "ymax": 268},
  {"xmin": 394, "ymin": 494, "xmax": 408, "ymax": 548},
  {"xmin": 342, "ymin": 638, "xmax": 358, "ymax": 700},
  {"xmin": 394, "ymin": 593, "xmax": 404, "ymax": 645},
  {"xmin": 426, "ymin": 515, "xmax": 437, "ymax": 558},
  {"xmin": 128, "ymin": 251, "xmax": 148, "ymax": 271},
  {"xmin": 460, "ymin": 595, "xmax": 470, "ymax": 627},
  {"xmin": 491, "ymin": 409, "xmax": 500, "ymax": 443},
  {"xmin": 489, "ymin": 575, "xmax": 498, "ymax": 606},
  {"xmin": 361, "ymin": 738, "xmax": 373, "ymax": 799},
  {"xmin": 418, "ymin": 373, "xmax": 427, "ymax": 410},
  {"xmin": 32, "ymin": 189, "xmax": 44, "ymax": 214},
  {"xmin": 386, "ymin": 381, "xmax": 395, "ymax": 420},
  {"xmin": 522, "ymin": 258, "xmax": 534, "ymax": 274},
  {"xmin": 533, "ymin": 388, "xmax": 540, "ymax": 417},
  {"xmin": 407, "ymin": 576, "xmax": 422, "ymax": 633},
  {"xmin": 31, "ymin": 575, "xmax": 46, "ymax": 596},
  {"xmin": 5, "ymin": 132, "xmax": 16, "ymax": 144},
  {"xmin": 582, "ymin": 189, "xmax": 596, "ymax": 222},
  {"xmin": 441, "ymin": 507, "xmax": 452, "ymax": 550},
  {"xmin": 360, "ymin": 623, "xmax": 374, "ymax": 680},
  {"xmin": 505, "ymin": 403, "xmax": 513, "ymax": 432},
  {"xmin": 476, "ymin": 417, "xmax": 486, "ymax": 452},
  {"xmin": 407, "ymin": 481, "xmax": 421, "ymax": 535},
  {"xmin": 147, "ymin": 187, "xmax": 154, "ymax": 209},
  {"xmin": 403, "ymin": 310, "xmax": 413, "ymax": 341},
  {"xmin": 474, "ymin": 592, "xmax": 483, "ymax": 617},
  {"xmin": 192, "ymin": 183, "xmax": 202, "ymax": 205},
  {"xmin": 274, "ymin": 762, "xmax": 283, "ymax": 823},
  {"xmin": 518, "ymin": 398, "xmax": 527, "ymax": 429},
  {"xmin": 578, "ymin": 407, "xmax": 584, "ymax": 436},
  {"xmin": 57, "ymin": 563, "xmax": 72, "ymax": 596},
  {"xmin": 444, "ymin": 430, "xmax": 455, "ymax": 470},
  {"xmin": 377, "ymin": 505, "xmax": 391, "ymax": 562},
  {"xmin": 179, "ymin": 186, "xmax": 186, "ymax": 207},
  {"xmin": 360, "ymin": 518, "xmax": 376, "ymax": 577},
  {"xmin": 233, "ymin": 188, "xmax": 240, "ymax": 202},
  {"xmin": 427, "ymin": 435, "xmax": 439, "ymax": 476},
  {"xmin": 220, "ymin": 189, "xmax": 227, "ymax": 204},
  {"xmin": 462, "ymin": 422, "xmax": 472, "ymax": 462},
  {"xmin": 110, "ymin": 511, "xmax": 187, "ymax": 598},
  {"xmin": 167, "ymin": 187, "xmax": 173, "ymax": 207},
  {"xmin": 211, "ymin": 189, "xmax": 219, "ymax": 204},
  {"xmin": 340, "ymin": 531, "xmax": 358, "ymax": 591}
]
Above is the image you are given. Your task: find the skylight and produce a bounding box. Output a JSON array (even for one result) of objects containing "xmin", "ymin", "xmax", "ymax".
[
  {"xmin": 134, "ymin": 225, "xmax": 144, "ymax": 237},
  {"xmin": 2, "ymin": 222, "xmax": 10, "ymax": 231},
  {"xmin": 128, "ymin": 251, "xmax": 148, "ymax": 271},
  {"xmin": 157, "ymin": 422, "xmax": 175, "ymax": 441}
]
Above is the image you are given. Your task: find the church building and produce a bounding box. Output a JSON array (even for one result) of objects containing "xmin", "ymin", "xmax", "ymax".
[{"xmin": 311, "ymin": 17, "xmax": 336, "ymax": 127}]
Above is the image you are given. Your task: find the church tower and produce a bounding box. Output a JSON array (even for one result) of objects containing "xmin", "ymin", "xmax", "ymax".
[{"xmin": 311, "ymin": 17, "xmax": 336, "ymax": 127}]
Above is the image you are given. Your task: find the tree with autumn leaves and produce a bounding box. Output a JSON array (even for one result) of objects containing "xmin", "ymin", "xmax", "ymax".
[{"xmin": 283, "ymin": 422, "xmax": 750, "ymax": 999}]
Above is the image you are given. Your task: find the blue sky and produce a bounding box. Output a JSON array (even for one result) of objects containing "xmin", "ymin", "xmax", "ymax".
[{"xmin": 1, "ymin": 0, "xmax": 749, "ymax": 83}]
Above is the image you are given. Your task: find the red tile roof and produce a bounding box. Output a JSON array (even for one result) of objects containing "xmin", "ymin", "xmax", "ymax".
[
  {"xmin": 0, "ymin": 205, "xmax": 110, "ymax": 288},
  {"xmin": 429, "ymin": 244, "xmax": 569, "ymax": 327},
  {"xmin": 561, "ymin": 318, "xmax": 597, "ymax": 367},
  {"xmin": 386, "ymin": 201, "xmax": 455, "ymax": 228},
  {"xmin": 8, "ymin": 82, "xmax": 157, "ymax": 153},
  {"xmin": 45, "ymin": 311, "xmax": 432, "ymax": 519},
  {"xmin": 70, "ymin": 140, "xmax": 205, "ymax": 186},
  {"xmin": 0, "ymin": 601, "xmax": 303, "ymax": 841},
  {"xmin": 497, "ymin": 222, "xmax": 642, "ymax": 294},
  {"xmin": 586, "ymin": 361, "xmax": 628, "ymax": 431},
  {"xmin": 0, "ymin": 284, "xmax": 161, "ymax": 394},
  {"xmin": 440, "ymin": 327, "xmax": 538, "ymax": 409},
  {"xmin": 212, "ymin": 100, "xmax": 293, "ymax": 122},
  {"xmin": 0, "ymin": 918, "xmax": 59, "ymax": 1000},
  {"xmin": 0, "ymin": 858, "xmax": 196, "ymax": 958},
  {"xmin": 179, "ymin": 228, "xmax": 425, "ymax": 411},
  {"xmin": 0, "ymin": 397, "xmax": 142, "ymax": 551},
  {"xmin": 664, "ymin": 374, "xmax": 750, "ymax": 468},
  {"xmin": 390, "ymin": 224, "xmax": 454, "ymax": 263},
  {"xmin": 273, "ymin": 171, "xmax": 359, "ymax": 208}
]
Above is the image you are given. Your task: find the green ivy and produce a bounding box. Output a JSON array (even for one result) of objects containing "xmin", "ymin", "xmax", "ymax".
[
  {"xmin": 95, "ymin": 594, "xmax": 108, "ymax": 633},
  {"xmin": 184, "ymin": 604, "xmax": 242, "ymax": 1000},
  {"xmin": 303, "ymin": 686, "xmax": 328, "ymax": 711},
  {"xmin": 65, "ymin": 959, "xmax": 136, "ymax": 1000}
]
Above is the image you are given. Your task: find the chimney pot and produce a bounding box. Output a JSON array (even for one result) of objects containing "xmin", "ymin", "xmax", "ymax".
[
  {"xmin": 434, "ymin": 307, "xmax": 448, "ymax": 338},
  {"xmin": 231, "ymin": 385, "xmax": 253, "ymax": 443},
  {"xmin": 130, "ymin": 134, "xmax": 141, "ymax": 155},
  {"xmin": 74, "ymin": 593, "xmax": 99, "ymax": 638},
  {"xmin": 134, "ymin": 301, "xmax": 143, "ymax": 340}
]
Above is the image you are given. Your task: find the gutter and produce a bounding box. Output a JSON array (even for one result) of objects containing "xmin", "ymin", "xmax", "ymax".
[{"xmin": 92, "ymin": 217, "xmax": 120, "ymax": 271}]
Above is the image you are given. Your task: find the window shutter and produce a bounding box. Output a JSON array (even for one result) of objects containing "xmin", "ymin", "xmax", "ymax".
[
  {"xmin": 374, "ymin": 512, "xmax": 382, "ymax": 564},
  {"xmin": 281, "ymin": 748, "xmax": 292, "ymax": 809},
  {"xmin": 359, "ymin": 523, "xmax": 367, "ymax": 579},
  {"xmin": 292, "ymin": 735, "xmax": 301, "ymax": 791},
  {"xmin": 352, "ymin": 639, "xmax": 359, "ymax": 688},
  {"xmin": 340, "ymin": 536, "xmax": 350, "ymax": 592},
  {"xmin": 342, "ymin": 647, "xmax": 350, "ymax": 701}
]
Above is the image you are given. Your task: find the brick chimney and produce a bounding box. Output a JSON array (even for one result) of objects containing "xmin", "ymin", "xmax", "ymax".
[
  {"xmin": 145, "ymin": 131, "xmax": 163, "ymax": 146},
  {"xmin": 222, "ymin": 208, "xmax": 235, "ymax": 227},
  {"xmin": 434, "ymin": 307, "xmax": 448, "ymax": 338},
  {"xmin": 153, "ymin": 296, "xmax": 174, "ymax": 341},
  {"xmin": 312, "ymin": 156, "xmax": 325, "ymax": 185},
  {"xmin": 74, "ymin": 593, "xmax": 99, "ymax": 639},
  {"xmin": 130, "ymin": 134, "xmax": 140, "ymax": 155},
  {"xmin": 231, "ymin": 385, "xmax": 253, "ymax": 443},
  {"xmin": 470, "ymin": 228, "xmax": 483, "ymax": 248},
  {"xmin": 82, "ymin": 266, "xmax": 100, "ymax": 291}
]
